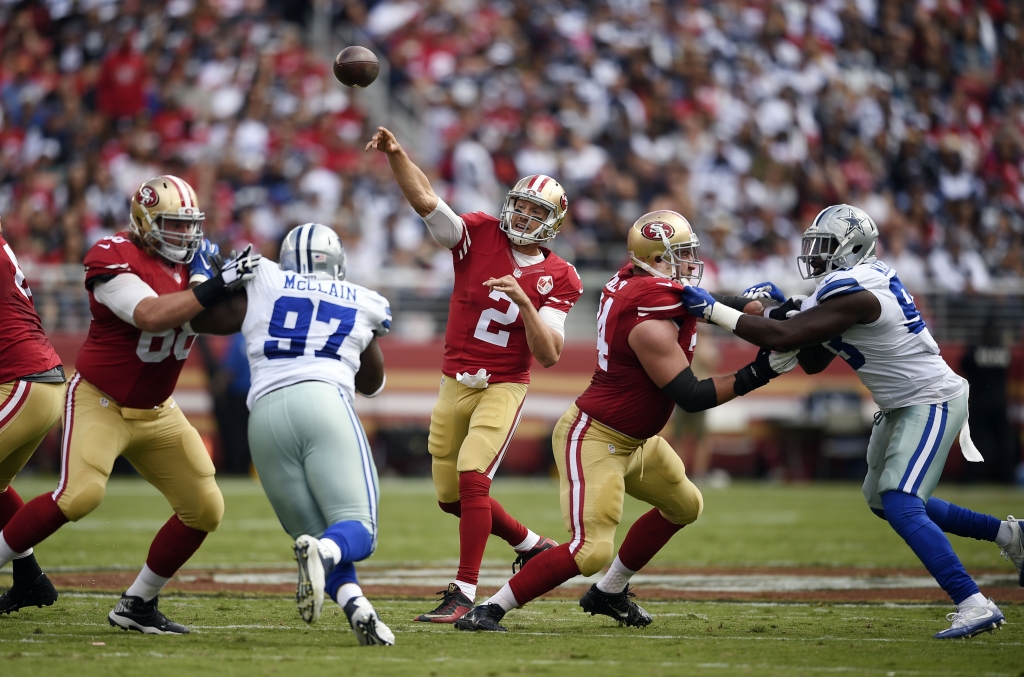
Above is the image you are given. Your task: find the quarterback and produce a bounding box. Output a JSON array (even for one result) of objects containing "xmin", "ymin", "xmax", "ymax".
[
  {"xmin": 681, "ymin": 204, "xmax": 1024, "ymax": 639},
  {"xmin": 0, "ymin": 217, "xmax": 65, "ymax": 614},
  {"xmin": 367, "ymin": 127, "xmax": 582, "ymax": 622},
  {"xmin": 456, "ymin": 211, "xmax": 797, "ymax": 631},
  {"xmin": 192, "ymin": 223, "xmax": 394, "ymax": 646},
  {"xmin": 0, "ymin": 175, "xmax": 259, "ymax": 634}
]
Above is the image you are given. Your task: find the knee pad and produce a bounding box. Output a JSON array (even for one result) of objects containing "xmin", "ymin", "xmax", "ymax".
[
  {"xmin": 323, "ymin": 520, "xmax": 375, "ymax": 563},
  {"xmin": 188, "ymin": 484, "xmax": 224, "ymax": 533},
  {"xmin": 880, "ymin": 491, "xmax": 928, "ymax": 539},
  {"xmin": 575, "ymin": 539, "xmax": 615, "ymax": 577},
  {"xmin": 661, "ymin": 483, "xmax": 704, "ymax": 526},
  {"xmin": 61, "ymin": 481, "xmax": 106, "ymax": 522},
  {"xmin": 438, "ymin": 500, "xmax": 461, "ymax": 517}
]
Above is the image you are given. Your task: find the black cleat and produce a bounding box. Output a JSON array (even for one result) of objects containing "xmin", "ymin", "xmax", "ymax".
[
  {"xmin": 0, "ymin": 573, "xmax": 58, "ymax": 614},
  {"xmin": 512, "ymin": 536, "xmax": 558, "ymax": 573},
  {"xmin": 454, "ymin": 603, "xmax": 508, "ymax": 632},
  {"xmin": 107, "ymin": 594, "xmax": 190, "ymax": 634},
  {"xmin": 413, "ymin": 583, "xmax": 474, "ymax": 623},
  {"xmin": 579, "ymin": 584, "xmax": 652, "ymax": 628}
]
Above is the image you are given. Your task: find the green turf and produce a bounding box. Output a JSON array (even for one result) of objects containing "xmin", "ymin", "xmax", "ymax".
[{"xmin": 4, "ymin": 476, "xmax": 1022, "ymax": 570}]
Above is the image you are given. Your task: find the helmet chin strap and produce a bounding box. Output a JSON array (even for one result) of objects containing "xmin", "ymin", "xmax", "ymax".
[{"xmin": 630, "ymin": 255, "xmax": 672, "ymax": 280}]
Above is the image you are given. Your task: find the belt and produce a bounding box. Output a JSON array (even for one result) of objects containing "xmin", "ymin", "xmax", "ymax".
[{"xmin": 20, "ymin": 365, "xmax": 66, "ymax": 383}]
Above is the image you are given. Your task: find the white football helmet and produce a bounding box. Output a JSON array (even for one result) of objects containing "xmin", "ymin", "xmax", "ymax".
[
  {"xmin": 279, "ymin": 223, "xmax": 347, "ymax": 280},
  {"xmin": 798, "ymin": 204, "xmax": 879, "ymax": 279}
]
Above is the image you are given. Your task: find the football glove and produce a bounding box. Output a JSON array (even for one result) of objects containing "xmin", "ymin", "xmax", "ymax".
[
  {"xmin": 188, "ymin": 239, "xmax": 220, "ymax": 283},
  {"xmin": 741, "ymin": 281, "xmax": 786, "ymax": 304},
  {"xmin": 734, "ymin": 348, "xmax": 800, "ymax": 396},
  {"xmin": 220, "ymin": 244, "xmax": 261, "ymax": 291},
  {"xmin": 681, "ymin": 285, "xmax": 743, "ymax": 331},
  {"xmin": 766, "ymin": 295, "xmax": 807, "ymax": 320}
]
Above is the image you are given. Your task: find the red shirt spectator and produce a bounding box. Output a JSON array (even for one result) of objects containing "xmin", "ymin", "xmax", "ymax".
[{"xmin": 95, "ymin": 38, "xmax": 146, "ymax": 120}]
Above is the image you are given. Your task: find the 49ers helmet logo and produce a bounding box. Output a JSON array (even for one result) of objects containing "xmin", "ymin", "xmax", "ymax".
[
  {"xmin": 641, "ymin": 222, "xmax": 674, "ymax": 240},
  {"xmin": 559, "ymin": 193, "xmax": 568, "ymax": 212},
  {"xmin": 137, "ymin": 186, "xmax": 159, "ymax": 207}
]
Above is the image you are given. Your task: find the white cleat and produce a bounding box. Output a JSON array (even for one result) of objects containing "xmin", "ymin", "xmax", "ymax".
[
  {"xmin": 933, "ymin": 598, "xmax": 1005, "ymax": 639},
  {"xmin": 343, "ymin": 596, "xmax": 395, "ymax": 646},
  {"xmin": 294, "ymin": 535, "xmax": 326, "ymax": 624},
  {"xmin": 998, "ymin": 516, "xmax": 1024, "ymax": 587}
]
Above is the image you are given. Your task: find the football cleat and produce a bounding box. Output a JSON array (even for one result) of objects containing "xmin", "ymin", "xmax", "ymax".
[
  {"xmin": 579, "ymin": 584, "xmax": 653, "ymax": 628},
  {"xmin": 294, "ymin": 534, "xmax": 331, "ymax": 624},
  {"xmin": 512, "ymin": 536, "xmax": 558, "ymax": 573},
  {"xmin": 454, "ymin": 603, "xmax": 508, "ymax": 632},
  {"xmin": 0, "ymin": 573, "xmax": 58, "ymax": 614},
  {"xmin": 998, "ymin": 516, "xmax": 1023, "ymax": 587},
  {"xmin": 343, "ymin": 596, "xmax": 395, "ymax": 646},
  {"xmin": 933, "ymin": 599, "xmax": 1005, "ymax": 639},
  {"xmin": 413, "ymin": 582, "xmax": 474, "ymax": 623},
  {"xmin": 107, "ymin": 594, "xmax": 189, "ymax": 634}
]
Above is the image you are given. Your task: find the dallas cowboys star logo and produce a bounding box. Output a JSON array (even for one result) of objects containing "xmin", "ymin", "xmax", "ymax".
[{"xmin": 840, "ymin": 211, "xmax": 865, "ymax": 237}]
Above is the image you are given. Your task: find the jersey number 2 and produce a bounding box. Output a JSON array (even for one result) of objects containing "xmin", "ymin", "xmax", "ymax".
[
  {"xmin": 264, "ymin": 296, "xmax": 357, "ymax": 360},
  {"xmin": 3, "ymin": 244, "xmax": 31, "ymax": 300},
  {"xmin": 473, "ymin": 289, "xmax": 520, "ymax": 348}
]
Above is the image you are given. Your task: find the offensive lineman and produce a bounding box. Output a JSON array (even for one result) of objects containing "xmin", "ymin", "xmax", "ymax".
[
  {"xmin": 367, "ymin": 127, "xmax": 583, "ymax": 623},
  {"xmin": 192, "ymin": 223, "xmax": 394, "ymax": 646},
  {"xmin": 0, "ymin": 176, "xmax": 259, "ymax": 634},
  {"xmin": 0, "ymin": 217, "xmax": 65, "ymax": 614},
  {"xmin": 680, "ymin": 204, "xmax": 1024, "ymax": 639},
  {"xmin": 456, "ymin": 211, "xmax": 797, "ymax": 631}
]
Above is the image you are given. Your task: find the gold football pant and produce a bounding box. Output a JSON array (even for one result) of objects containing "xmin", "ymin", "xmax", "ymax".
[
  {"xmin": 553, "ymin": 405, "xmax": 703, "ymax": 576},
  {"xmin": 0, "ymin": 379, "xmax": 65, "ymax": 491},
  {"xmin": 427, "ymin": 374, "xmax": 528, "ymax": 503},
  {"xmin": 52, "ymin": 374, "xmax": 223, "ymax": 532}
]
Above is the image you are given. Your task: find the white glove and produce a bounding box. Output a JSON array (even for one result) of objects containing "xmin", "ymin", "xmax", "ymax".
[
  {"xmin": 768, "ymin": 350, "xmax": 800, "ymax": 375},
  {"xmin": 456, "ymin": 368, "xmax": 490, "ymax": 389},
  {"xmin": 220, "ymin": 244, "xmax": 261, "ymax": 290}
]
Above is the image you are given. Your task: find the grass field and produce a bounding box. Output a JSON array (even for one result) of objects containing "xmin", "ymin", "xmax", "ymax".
[{"xmin": 2, "ymin": 476, "xmax": 1023, "ymax": 676}]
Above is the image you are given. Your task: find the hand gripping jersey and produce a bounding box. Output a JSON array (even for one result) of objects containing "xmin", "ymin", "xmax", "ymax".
[
  {"xmin": 444, "ymin": 212, "xmax": 583, "ymax": 383},
  {"xmin": 77, "ymin": 233, "xmax": 193, "ymax": 409},
  {"xmin": 0, "ymin": 234, "xmax": 62, "ymax": 383},
  {"xmin": 242, "ymin": 261, "xmax": 391, "ymax": 409},
  {"xmin": 575, "ymin": 265, "xmax": 698, "ymax": 439},
  {"xmin": 801, "ymin": 259, "xmax": 963, "ymax": 410}
]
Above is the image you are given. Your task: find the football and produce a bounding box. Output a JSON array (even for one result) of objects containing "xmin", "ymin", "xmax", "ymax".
[{"xmin": 333, "ymin": 46, "xmax": 380, "ymax": 89}]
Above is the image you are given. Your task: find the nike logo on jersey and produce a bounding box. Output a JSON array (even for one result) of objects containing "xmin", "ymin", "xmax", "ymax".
[
  {"xmin": 98, "ymin": 243, "xmax": 111, "ymax": 249},
  {"xmin": 104, "ymin": 263, "xmax": 130, "ymax": 269},
  {"xmin": 656, "ymin": 282, "xmax": 675, "ymax": 287}
]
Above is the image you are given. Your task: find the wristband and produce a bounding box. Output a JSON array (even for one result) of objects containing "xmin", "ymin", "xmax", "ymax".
[
  {"xmin": 733, "ymin": 361, "xmax": 772, "ymax": 396},
  {"xmin": 708, "ymin": 303, "xmax": 743, "ymax": 331},
  {"xmin": 193, "ymin": 275, "xmax": 227, "ymax": 308}
]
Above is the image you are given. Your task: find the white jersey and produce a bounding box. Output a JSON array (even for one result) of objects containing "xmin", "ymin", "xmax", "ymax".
[
  {"xmin": 801, "ymin": 259, "xmax": 963, "ymax": 410},
  {"xmin": 242, "ymin": 261, "xmax": 391, "ymax": 409}
]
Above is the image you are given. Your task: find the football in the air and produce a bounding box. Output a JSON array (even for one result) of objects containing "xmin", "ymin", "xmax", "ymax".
[{"xmin": 333, "ymin": 46, "xmax": 380, "ymax": 89}]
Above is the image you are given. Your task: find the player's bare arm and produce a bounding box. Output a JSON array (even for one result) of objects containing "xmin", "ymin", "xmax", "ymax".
[
  {"xmin": 796, "ymin": 343, "xmax": 836, "ymax": 374},
  {"xmin": 365, "ymin": 126, "xmax": 438, "ymax": 217},
  {"xmin": 190, "ymin": 291, "xmax": 248, "ymax": 335},
  {"xmin": 354, "ymin": 336, "xmax": 385, "ymax": 396},
  {"xmin": 732, "ymin": 291, "xmax": 881, "ymax": 352},
  {"xmin": 483, "ymin": 274, "xmax": 563, "ymax": 367}
]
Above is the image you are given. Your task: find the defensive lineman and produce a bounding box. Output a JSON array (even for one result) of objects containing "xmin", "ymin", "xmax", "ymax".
[
  {"xmin": 456, "ymin": 211, "xmax": 797, "ymax": 631},
  {"xmin": 681, "ymin": 204, "xmax": 1024, "ymax": 639},
  {"xmin": 0, "ymin": 217, "xmax": 65, "ymax": 614},
  {"xmin": 192, "ymin": 223, "xmax": 394, "ymax": 645},
  {"xmin": 0, "ymin": 175, "xmax": 258, "ymax": 633},
  {"xmin": 367, "ymin": 127, "xmax": 583, "ymax": 622}
]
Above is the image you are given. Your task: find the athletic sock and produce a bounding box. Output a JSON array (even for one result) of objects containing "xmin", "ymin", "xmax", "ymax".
[
  {"xmin": 454, "ymin": 580, "xmax": 477, "ymax": 601},
  {"xmin": 1, "ymin": 493, "xmax": 69, "ymax": 565},
  {"xmin": 144, "ymin": 515, "xmax": 208, "ymax": 579},
  {"xmin": 882, "ymin": 491, "xmax": 979, "ymax": 604},
  {"xmin": 321, "ymin": 521, "xmax": 373, "ymax": 564},
  {"xmin": 925, "ymin": 497, "xmax": 1001, "ymax": 542},
  {"xmin": 489, "ymin": 498, "xmax": 529, "ymax": 547},
  {"xmin": 125, "ymin": 564, "xmax": 171, "ymax": 602},
  {"xmin": 335, "ymin": 582, "xmax": 364, "ymax": 607},
  {"xmin": 617, "ymin": 508, "xmax": 684, "ymax": 572},
  {"xmin": 508, "ymin": 543, "xmax": 580, "ymax": 606},
  {"xmin": 0, "ymin": 486, "xmax": 25, "ymax": 530},
  {"xmin": 11, "ymin": 552, "xmax": 43, "ymax": 586},
  {"xmin": 326, "ymin": 562, "xmax": 359, "ymax": 602},
  {"xmin": 485, "ymin": 583, "xmax": 521, "ymax": 612},
  {"xmin": 512, "ymin": 530, "xmax": 540, "ymax": 552},
  {"xmin": 455, "ymin": 472, "xmax": 492, "ymax": 590},
  {"xmin": 996, "ymin": 522, "xmax": 1014, "ymax": 548},
  {"xmin": 319, "ymin": 537, "xmax": 342, "ymax": 571},
  {"xmin": 596, "ymin": 556, "xmax": 636, "ymax": 594},
  {"xmin": 958, "ymin": 592, "xmax": 989, "ymax": 609}
]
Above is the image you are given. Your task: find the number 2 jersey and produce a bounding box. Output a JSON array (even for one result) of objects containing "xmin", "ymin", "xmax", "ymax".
[
  {"xmin": 78, "ymin": 233, "xmax": 194, "ymax": 409},
  {"xmin": 575, "ymin": 265, "xmax": 698, "ymax": 440},
  {"xmin": 801, "ymin": 259, "xmax": 963, "ymax": 410},
  {"xmin": 242, "ymin": 261, "xmax": 391, "ymax": 409},
  {"xmin": 444, "ymin": 212, "xmax": 583, "ymax": 383},
  {"xmin": 0, "ymin": 233, "xmax": 62, "ymax": 383}
]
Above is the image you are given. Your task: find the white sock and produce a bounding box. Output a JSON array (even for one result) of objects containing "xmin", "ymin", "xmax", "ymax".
[
  {"xmin": 0, "ymin": 532, "xmax": 26, "ymax": 568},
  {"xmin": 319, "ymin": 537, "xmax": 342, "ymax": 569},
  {"xmin": 513, "ymin": 530, "xmax": 540, "ymax": 552},
  {"xmin": 454, "ymin": 580, "xmax": 476, "ymax": 602},
  {"xmin": 484, "ymin": 583, "xmax": 520, "ymax": 612},
  {"xmin": 336, "ymin": 582, "xmax": 363, "ymax": 607},
  {"xmin": 13, "ymin": 547, "xmax": 33, "ymax": 559},
  {"xmin": 995, "ymin": 522, "xmax": 1014, "ymax": 547},
  {"xmin": 958, "ymin": 593, "xmax": 989, "ymax": 609},
  {"xmin": 125, "ymin": 564, "xmax": 171, "ymax": 602},
  {"xmin": 596, "ymin": 555, "xmax": 637, "ymax": 594}
]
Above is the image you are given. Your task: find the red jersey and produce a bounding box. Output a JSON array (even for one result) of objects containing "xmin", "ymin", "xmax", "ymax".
[
  {"xmin": 443, "ymin": 213, "xmax": 583, "ymax": 383},
  {"xmin": 0, "ymin": 234, "xmax": 62, "ymax": 383},
  {"xmin": 575, "ymin": 265, "xmax": 698, "ymax": 439},
  {"xmin": 76, "ymin": 233, "xmax": 195, "ymax": 409}
]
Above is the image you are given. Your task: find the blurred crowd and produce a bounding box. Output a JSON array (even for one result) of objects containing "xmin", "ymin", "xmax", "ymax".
[{"xmin": 2, "ymin": 0, "xmax": 1024, "ymax": 297}]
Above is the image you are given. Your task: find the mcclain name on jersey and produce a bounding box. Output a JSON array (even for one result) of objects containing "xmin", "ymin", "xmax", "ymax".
[{"xmin": 281, "ymin": 273, "xmax": 360, "ymax": 301}]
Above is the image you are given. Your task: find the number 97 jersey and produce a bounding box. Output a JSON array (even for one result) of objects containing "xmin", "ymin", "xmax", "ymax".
[{"xmin": 242, "ymin": 261, "xmax": 391, "ymax": 409}]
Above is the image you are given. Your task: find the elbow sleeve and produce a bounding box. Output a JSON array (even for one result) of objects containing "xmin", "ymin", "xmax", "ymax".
[{"xmin": 661, "ymin": 367, "xmax": 719, "ymax": 413}]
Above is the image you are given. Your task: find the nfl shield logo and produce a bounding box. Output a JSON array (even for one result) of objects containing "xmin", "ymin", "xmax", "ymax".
[{"xmin": 537, "ymin": 275, "xmax": 553, "ymax": 295}]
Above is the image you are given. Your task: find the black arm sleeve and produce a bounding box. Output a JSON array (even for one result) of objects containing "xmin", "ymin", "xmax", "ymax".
[
  {"xmin": 661, "ymin": 367, "xmax": 719, "ymax": 413},
  {"xmin": 709, "ymin": 292, "xmax": 749, "ymax": 312}
]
